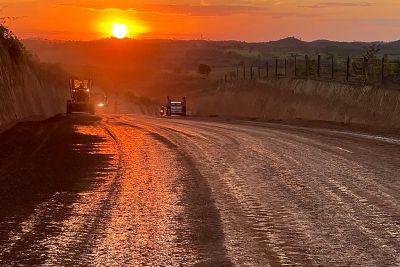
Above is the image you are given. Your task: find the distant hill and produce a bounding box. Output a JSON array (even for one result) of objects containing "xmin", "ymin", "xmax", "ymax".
[
  {"xmin": 267, "ymin": 37, "xmax": 306, "ymax": 47},
  {"xmin": 23, "ymin": 37, "xmax": 400, "ymax": 55},
  {"xmin": 247, "ymin": 37, "xmax": 400, "ymax": 55},
  {"xmin": 385, "ymin": 40, "xmax": 400, "ymax": 50},
  {"xmin": 22, "ymin": 37, "xmax": 400, "ymax": 73}
]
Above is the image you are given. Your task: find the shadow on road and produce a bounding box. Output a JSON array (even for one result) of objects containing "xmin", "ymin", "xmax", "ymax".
[{"xmin": 0, "ymin": 115, "xmax": 113, "ymax": 247}]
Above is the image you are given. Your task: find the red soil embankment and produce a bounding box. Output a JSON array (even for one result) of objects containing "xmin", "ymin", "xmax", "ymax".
[
  {"xmin": 190, "ymin": 78, "xmax": 400, "ymax": 128},
  {"xmin": 0, "ymin": 49, "xmax": 68, "ymax": 132}
]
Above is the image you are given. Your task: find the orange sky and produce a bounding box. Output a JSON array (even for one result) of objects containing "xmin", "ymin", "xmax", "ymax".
[{"xmin": 2, "ymin": 0, "xmax": 400, "ymax": 41}]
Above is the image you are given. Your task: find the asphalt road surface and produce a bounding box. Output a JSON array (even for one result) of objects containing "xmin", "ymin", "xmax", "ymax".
[{"xmin": 0, "ymin": 114, "xmax": 399, "ymax": 266}]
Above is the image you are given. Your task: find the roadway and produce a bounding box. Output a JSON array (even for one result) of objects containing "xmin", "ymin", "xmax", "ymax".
[{"xmin": 0, "ymin": 114, "xmax": 399, "ymax": 266}]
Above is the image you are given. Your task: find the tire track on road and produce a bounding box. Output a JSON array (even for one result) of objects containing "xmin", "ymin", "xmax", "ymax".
[
  {"xmin": 142, "ymin": 116, "xmax": 400, "ymax": 266},
  {"xmin": 112, "ymin": 117, "xmax": 234, "ymax": 266}
]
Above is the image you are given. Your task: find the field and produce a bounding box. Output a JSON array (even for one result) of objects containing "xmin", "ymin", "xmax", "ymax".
[{"xmin": 23, "ymin": 37, "xmax": 400, "ymax": 105}]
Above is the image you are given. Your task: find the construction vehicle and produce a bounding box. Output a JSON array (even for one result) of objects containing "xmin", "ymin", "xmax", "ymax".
[{"xmin": 66, "ymin": 79, "xmax": 95, "ymax": 115}]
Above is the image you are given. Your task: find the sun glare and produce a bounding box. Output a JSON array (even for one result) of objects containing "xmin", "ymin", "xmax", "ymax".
[
  {"xmin": 99, "ymin": 18, "xmax": 149, "ymax": 39},
  {"xmin": 111, "ymin": 23, "xmax": 128, "ymax": 39}
]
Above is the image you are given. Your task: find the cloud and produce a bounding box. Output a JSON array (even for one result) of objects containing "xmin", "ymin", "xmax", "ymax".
[
  {"xmin": 56, "ymin": 3, "xmax": 266, "ymax": 16},
  {"xmin": 264, "ymin": 11, "xmax": 320, "ymax": 18},
  {"xmin": 346, "ymin": 18, "xmax": 400, "ymax": 26},
  {"xmin": 130, "ymin": 4, "xmax": 263, "ymax": 16},
  {"xmin": 57, "ymin": 2, "xmax": 321, "ymax": 18},
  {"xmin": 300, "ymin": 1, "xmax": 373, "ymax": 9}
]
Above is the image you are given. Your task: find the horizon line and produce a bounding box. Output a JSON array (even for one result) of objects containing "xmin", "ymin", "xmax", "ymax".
[{"xmin": 21, "ymin": 36, "xmax": 400, "ymax": 44}]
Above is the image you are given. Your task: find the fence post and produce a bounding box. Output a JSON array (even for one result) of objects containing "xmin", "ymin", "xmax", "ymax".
[
  {"xmin": 305, "ymin": 55, "xmax": 309, "ymax": 76},
  {"xmin": 294, "ymin": 56, "xmax": 297, "ymax": 77},
  {"xmin": 381, "ymin": 57, "xmax": 385, "ymax": 83},
  {"xmin": 250, "ymin": 65, "xmax": 254, "ymax": 80},
  {"xmin": 331, "ymin": 56, "xmax": 334, "ymax": 79},
  {"xmin": 243, "ymin": 63, "xmax": 246, "ymax": 80},
  {"xmin": 266, "ymin": 61, "xmax": 269, "ymax": 77},
  {"xmin": 258, "ymin": 65, "xmax": 261, "ymax": 78},
  {"xmin": 275, "ymin": 59, "xmax": 278, "ymax": 77},
  {"xmin": 346, "ymin": 56, "xmax": 350, "ymax": 82},
  {"xmin": 317, "ymin": 55, "xmax": 321, "ymax": 77},
  {"xmin": 236, "ymin": 67, "xmax": 239, "ymax": 80}
]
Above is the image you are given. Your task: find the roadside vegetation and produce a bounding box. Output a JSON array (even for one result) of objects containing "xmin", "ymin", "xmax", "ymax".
[
  {"xmin": 0, "ymin": 23, "xmax": 67, "ymax": 116},
  {"xmin": 0, "ymin": 24, "xmax": 27, "ymax": 62}
]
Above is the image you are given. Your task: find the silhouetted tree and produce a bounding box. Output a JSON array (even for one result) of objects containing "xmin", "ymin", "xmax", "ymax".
[
  {"xmin": 198, "ymin": 64, "xmax": 211, "ymax": 77},
  {"xmin": 363, "ymin": 44, "xmax": 381, "ymax": 61},
  {"xmin": 0, "ymin": 23, "xmax": 26, "ymax": 61},
  {"xmin": 360, "ymin": 44, "xmax": 381, "ymax": 82}
]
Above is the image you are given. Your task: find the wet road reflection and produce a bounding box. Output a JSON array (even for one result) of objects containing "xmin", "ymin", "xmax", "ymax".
[
  {"xmin": 0, "ymin": 116, "xmax": 115, "ymax": 265},
  {"xmin": 0, "ymin": 114, "xmax": 399, "ymax": 266}
]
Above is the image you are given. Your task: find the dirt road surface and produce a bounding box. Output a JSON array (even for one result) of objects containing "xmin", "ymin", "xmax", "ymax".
[{"xmin": 0, "ymin": 114, "xmax": 399, "ymax": 266}]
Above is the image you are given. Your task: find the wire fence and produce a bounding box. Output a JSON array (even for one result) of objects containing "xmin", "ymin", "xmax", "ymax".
[{"xmin": 220, "ymin": 54, "xmax": 400, "ymax": 87}]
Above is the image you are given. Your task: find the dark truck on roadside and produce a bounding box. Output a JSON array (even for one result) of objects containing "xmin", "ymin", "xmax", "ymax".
[{"xmin": 160, "ymin": 97, "xmax": 187, "ymax": 116}]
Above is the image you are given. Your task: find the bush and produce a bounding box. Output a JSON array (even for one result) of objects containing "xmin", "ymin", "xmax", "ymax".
[{"xmin": 198, "ymin": 64, "xmax": 211, "ymax": 77}]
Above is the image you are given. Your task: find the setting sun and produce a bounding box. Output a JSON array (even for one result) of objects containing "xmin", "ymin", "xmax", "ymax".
[
  {"xmin": 111, "ymin": 23, "xmax": 128, "ymax": 39},
  {"xmin": 99, "ymin": 18, "xmax": 149, "ymax": 39}
]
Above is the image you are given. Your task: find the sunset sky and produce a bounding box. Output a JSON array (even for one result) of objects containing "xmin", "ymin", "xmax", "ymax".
[{"xmin": 2, "ymin": 0, "xmax": 400, "ymax": 42}]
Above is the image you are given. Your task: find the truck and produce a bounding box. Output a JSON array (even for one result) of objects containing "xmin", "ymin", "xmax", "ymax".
[
  {"xmin": 66, "ymin": 79, "xmax": 95, "ymax": 115},
  {"xmin": 161, "ymin": 97, "xmax": 187, "ymax": 116}
]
